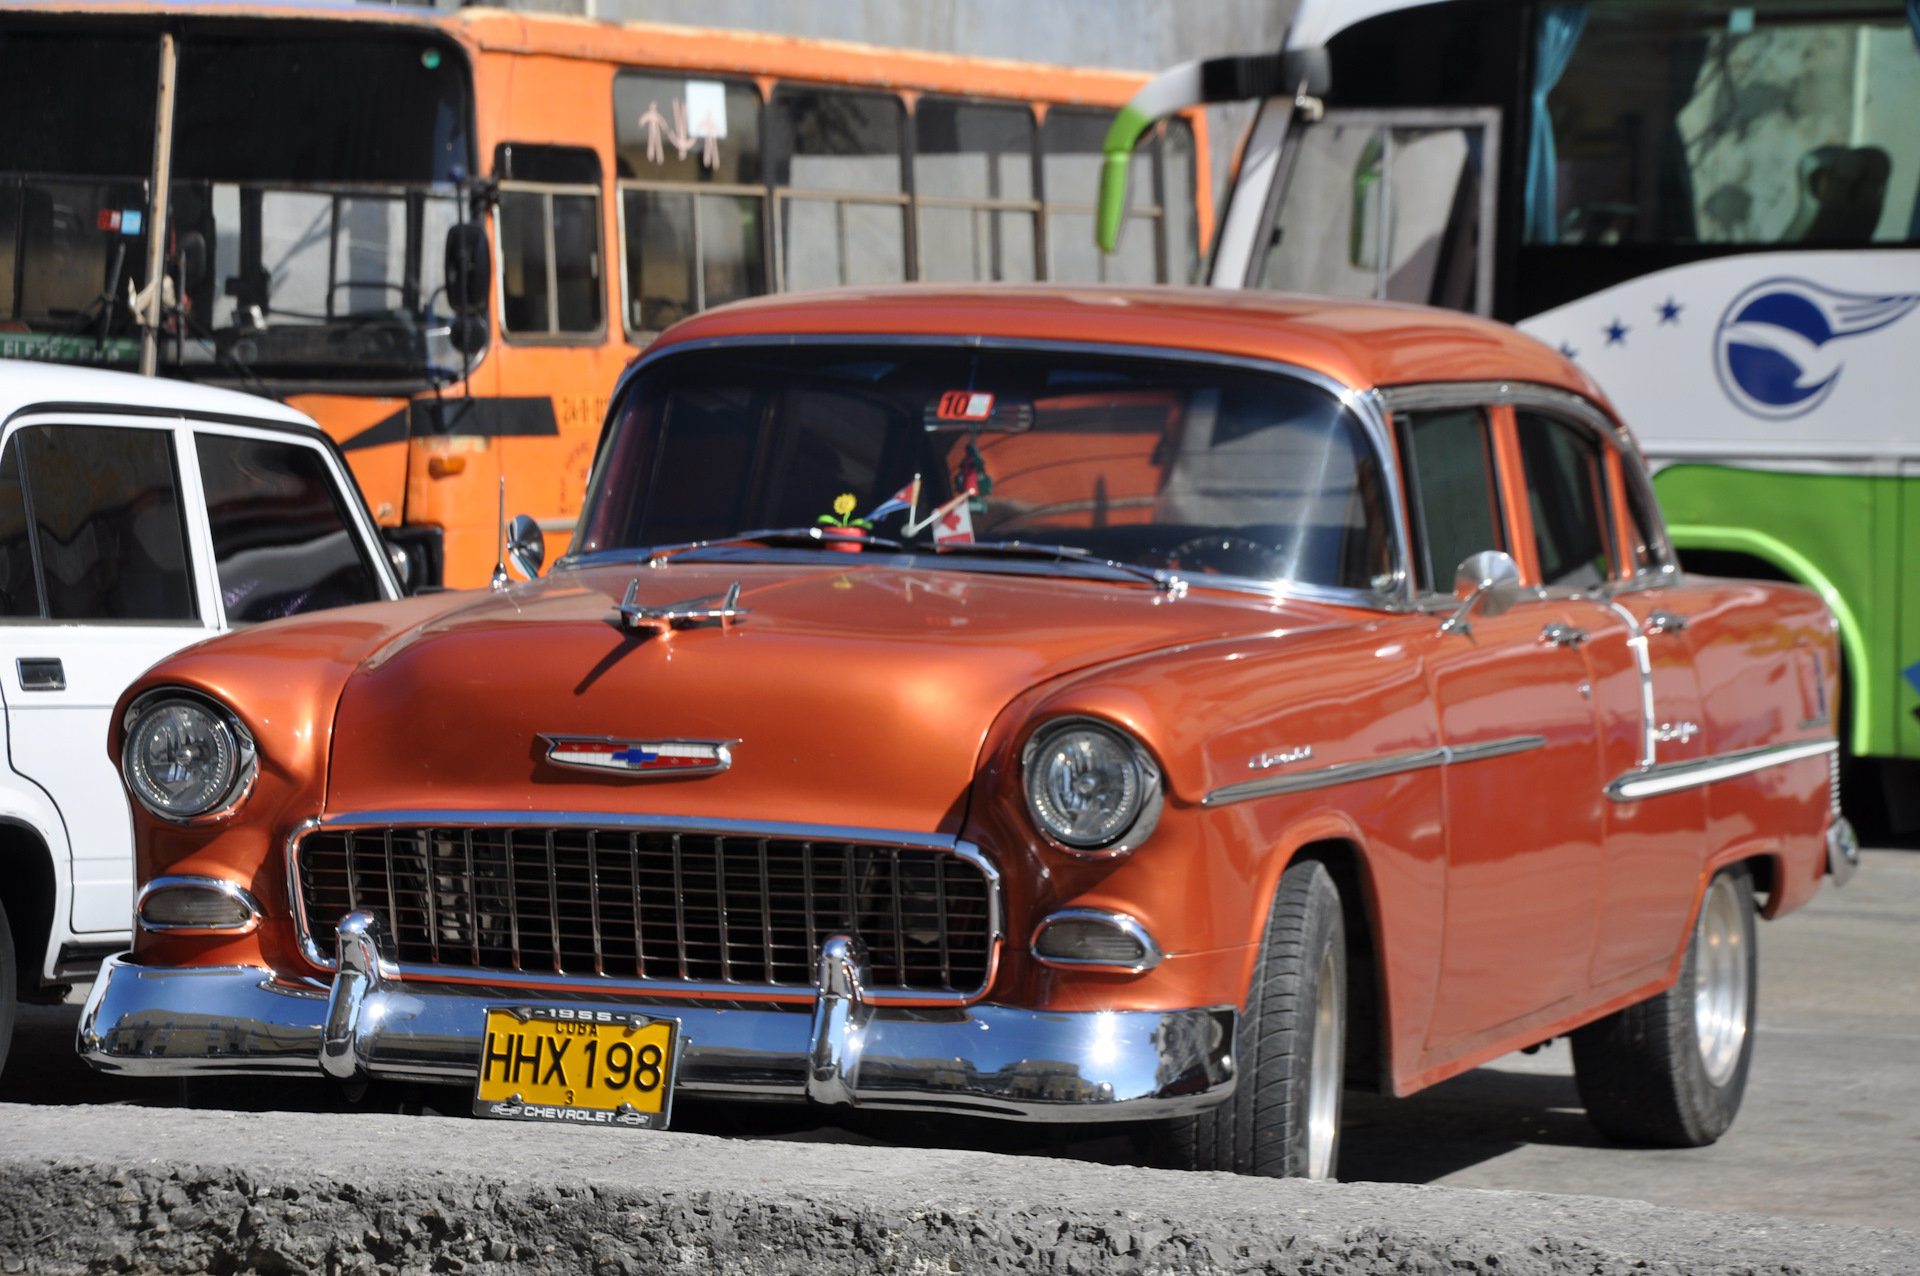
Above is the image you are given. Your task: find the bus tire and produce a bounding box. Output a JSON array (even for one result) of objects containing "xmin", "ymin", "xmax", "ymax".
[
  {"xmin": 1572, "ymin": 865, "xmax": 1756, "ymax": 1147},
  {"xmin": 1141, "ymin": 857, "xmax": 1347, "ymax": 1178}
]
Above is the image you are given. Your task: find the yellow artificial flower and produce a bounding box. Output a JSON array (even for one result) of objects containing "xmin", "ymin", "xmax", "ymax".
[{"xmin": 833, "ymin": 493, "xmax": 856, "ymax": 517}]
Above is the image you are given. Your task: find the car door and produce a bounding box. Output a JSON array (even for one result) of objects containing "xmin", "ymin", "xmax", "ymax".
[
  {"xmin": 0, "ymin": 415, "xmax": 220, "ymax": 934},
  {"xmin": 1511, "ymin": 410, "xmax": 1715, "ymax": 985},
  {"xmin": 1394, "ymin": 401, "xmax": 1606, "ymax": 1051}
]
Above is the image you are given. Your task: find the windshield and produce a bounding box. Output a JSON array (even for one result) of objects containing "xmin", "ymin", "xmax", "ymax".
[
  {"xmin": 1532, "ymin": 0, "xmax": 1920, "ymax": 246},
  {"xmin": 0, "ymin": 24, "xmax": 476, "ymax": 389},
  {"xmin": 576, "ymin": 344, "xmax": 1397, "ymax": 594}
]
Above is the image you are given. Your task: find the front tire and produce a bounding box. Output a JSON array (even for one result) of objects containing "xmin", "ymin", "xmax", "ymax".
[
  {"xmin": 0, "ymin": 898, "xmax": 16, "ymax": 1078},
  {"xmin": 1572, "ymin": 864, "xmax": 1757, "ymax": 1147},
  {"xmin": 1144, "ymin": 857, "xmax": 1347, "ymax": 1178}
]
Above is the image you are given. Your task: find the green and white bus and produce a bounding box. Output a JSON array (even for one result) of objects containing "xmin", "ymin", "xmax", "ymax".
[{"xmin": 1102, "ymin": 0, "xmax": 1920, "ymax": 830}]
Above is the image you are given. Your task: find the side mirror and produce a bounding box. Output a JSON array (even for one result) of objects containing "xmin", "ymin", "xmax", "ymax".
[
  {"xmin": 444, "ymin": 223, "xmax": 491, "ymax": 355},
  {"xmin": 507, "ymin": 514, "xmax": 545, "ymax": 580},
  {"xmin": 1440, "ymin": 550, "xmax": 1521, "ymax": 635}
]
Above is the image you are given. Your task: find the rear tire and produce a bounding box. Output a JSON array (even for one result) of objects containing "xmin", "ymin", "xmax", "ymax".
[
  {"xmin": 0, "ymin": 898, "xmax": 16, "ymax": 1079},
  {"xmin": 1572, "ymin": 864, "xmax": 1756, "ymax": 1147},
  {"xmin": 1142, "ymin": 857, "xmax": 1347, "ymax": 1178}
]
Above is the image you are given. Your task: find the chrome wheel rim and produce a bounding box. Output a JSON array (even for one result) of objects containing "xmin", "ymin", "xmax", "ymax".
[
  {"xmin": 1305, "ymin": 947, "xmax": 1342, "ymax": 1179},
  {"xmin": 1693, "ymin": 874, "xmax": 1750, "ymax": 1088}
]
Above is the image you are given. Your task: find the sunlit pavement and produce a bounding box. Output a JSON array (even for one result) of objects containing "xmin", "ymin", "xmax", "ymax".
[{"xmin": 7, "ymin": 851, "xmax": 1915, "ymax": 1230}]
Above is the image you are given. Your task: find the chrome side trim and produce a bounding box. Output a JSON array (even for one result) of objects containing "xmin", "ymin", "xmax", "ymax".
[
  {"xmin": 136, "ymin": 875, "xmax": 265, "ymax": 935},
  {"xmin": 1030, "ymin": 908, "xmax": 1165, "ymax": 975},
  {"xmin": 284, "ymin": 813, "xmax": 1004, "ymax": 1006},
  {"xmin": 1201, "ymin": 734, "xmax": 1545, "ymax": 807},
  {"xmin": 1606, "ymin": 739, "xmax": 1838, "ymax": 802},
  {"xmin": 1604, "ymin": 599, "xmax": 1659, "ymax": 766}
]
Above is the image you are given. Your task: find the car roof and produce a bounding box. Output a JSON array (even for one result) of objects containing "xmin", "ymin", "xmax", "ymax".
[
  {"xmin": 0, "ymin": 360, "xmax": 317, "ymax": 431},
  {"xmin": 645, "ymin": 285, "xmax": 1611, "ymax": 407}
]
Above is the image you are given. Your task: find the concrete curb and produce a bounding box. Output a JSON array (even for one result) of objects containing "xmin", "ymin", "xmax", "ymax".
[{"xmin": 1, "ymin": 1105, "xmax": 1913, "ymax": 1275}]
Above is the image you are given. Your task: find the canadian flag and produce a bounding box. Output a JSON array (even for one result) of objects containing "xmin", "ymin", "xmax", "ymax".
[{"xmin": 932, "ymin": 495, "xmax": 974, "ymax": 545}]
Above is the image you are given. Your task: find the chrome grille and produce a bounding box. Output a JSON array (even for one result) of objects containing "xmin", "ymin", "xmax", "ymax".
[{"xmin": 294, "ymin": 826, "xmax": 994, "ymax": 994}]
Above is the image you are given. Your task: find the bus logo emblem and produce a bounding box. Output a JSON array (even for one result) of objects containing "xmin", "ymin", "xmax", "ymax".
[{"xmin": 1714, "ymin": 277, "xmax": 1920, "ymax": 420}]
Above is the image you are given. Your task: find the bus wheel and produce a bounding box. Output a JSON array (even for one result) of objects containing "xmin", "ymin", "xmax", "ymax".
[
  {"xmin": 1139, "ymin": 857, "xmax": 1347, "ymax": 1178},
  {"xmin": 1572, "ymin": 865, "xmax": 1756, "ymax": 1147}
]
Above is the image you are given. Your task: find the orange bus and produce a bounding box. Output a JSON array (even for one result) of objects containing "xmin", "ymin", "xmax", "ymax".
[{"xmin": 0, "ymin": 4, "xmax": 1210, "ymax": 587}]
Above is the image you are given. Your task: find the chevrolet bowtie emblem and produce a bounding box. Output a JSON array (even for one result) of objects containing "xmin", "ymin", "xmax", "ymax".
[
  {"xmin": 540, "ymin": 736, "xmax": 734, "ymax": 777},
  {"xmin": 615, "ymin": 579, "xmax": 749, "ymax": 634}
]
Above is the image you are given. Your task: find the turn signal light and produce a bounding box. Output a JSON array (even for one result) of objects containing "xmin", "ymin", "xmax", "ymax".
[
  {"xmin": 428, "ymin": 455, "xmax": 468, "ymax": 479},
  {"xmin": 1030, "ymin": 909, "xmax": 1163, "ymax": 973},
  {"xmin": 137, "ymin": 878, "xmax": 261, "ymax": 933}
]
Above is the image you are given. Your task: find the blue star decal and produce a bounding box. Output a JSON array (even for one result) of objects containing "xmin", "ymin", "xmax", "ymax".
[
  {"xmin": 1558, "ymin": 341, "xmax": 1579, "ymax": 360},
  {"xmin": 1604, "ymin": 319, "xmax": 1629, "ymax": 346},
  {"xmin": 1657, "ymin": 297, "xmax": 1683, "ymax": 324}
]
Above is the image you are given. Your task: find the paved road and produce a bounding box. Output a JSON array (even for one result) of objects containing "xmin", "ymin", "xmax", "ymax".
[{"xmin": 6, "ymin": 850, "xmax": 1915, "ymax": 1230}]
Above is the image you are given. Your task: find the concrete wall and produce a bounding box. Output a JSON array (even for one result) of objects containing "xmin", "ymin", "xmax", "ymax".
[{"xmin": 472, "ymin": 0, "xmax": 1300, "ymax": 216}]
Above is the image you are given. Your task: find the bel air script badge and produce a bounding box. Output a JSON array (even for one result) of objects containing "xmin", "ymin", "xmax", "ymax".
[{"xmin": 541, "ymin": 736, "xmax": 733, "ymax": 778}]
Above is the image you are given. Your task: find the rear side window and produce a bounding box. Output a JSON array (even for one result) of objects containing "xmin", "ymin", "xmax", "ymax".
[
  {"xmin": 1398, "ymin": 407, "xmax": 1504, "ymax": 593},
  {"xmin": 0, "ymin": 424, "xmax": 196, "ymax": 621},
  {"xmin": 196, "ymin": 434, "xmax": 379, "ymax": 623}
]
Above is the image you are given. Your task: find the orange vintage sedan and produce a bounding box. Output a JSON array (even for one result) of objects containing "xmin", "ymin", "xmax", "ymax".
[{"xmin": 80, "ymin": 287, "xmax": 1853, "ymax": 1179}]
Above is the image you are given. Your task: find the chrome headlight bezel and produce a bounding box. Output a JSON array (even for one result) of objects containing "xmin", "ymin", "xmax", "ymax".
[
  {"xmin": 120, "ymin": 690, "xmax": 259, "ymax": 825},
  {"xmin": 1020, "ymin": 717, "xmax": 1164, "ymax": 857}
]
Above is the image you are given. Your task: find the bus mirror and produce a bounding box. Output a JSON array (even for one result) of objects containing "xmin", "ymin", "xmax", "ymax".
[
  {"xmin": 445, "ymin": 223, "xmax": 491, "ymax": 314},
  {"xmin": 449, "ymin": 313, "xmax": 489, "ymax": 356}
]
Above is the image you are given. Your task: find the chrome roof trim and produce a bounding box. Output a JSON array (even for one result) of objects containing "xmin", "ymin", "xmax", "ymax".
[
  {"xmin": 1201, "ymin": 734, "xmax": 1544, "ymax": 807},
  {"xmin": 1606, "ymin": 739, "xmax": 1838, "ymax": 803}
]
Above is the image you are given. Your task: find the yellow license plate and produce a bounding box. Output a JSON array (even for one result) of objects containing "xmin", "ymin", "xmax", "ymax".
[{"xmin": 472, "ymin": 1005, "xmax": 680, "ymax": 1129}]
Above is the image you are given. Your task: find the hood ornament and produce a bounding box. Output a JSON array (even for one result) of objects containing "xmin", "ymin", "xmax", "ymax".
[
  {"xmin": 541, "ymin": 736, "xmax": 734, "ymax": 778},
  {"xmin": 615, "ymin": 579, "xmax": 749, "ymax": 634}
]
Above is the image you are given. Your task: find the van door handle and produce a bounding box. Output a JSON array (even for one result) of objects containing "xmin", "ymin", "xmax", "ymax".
[
  {"xmin": 17, "ymin": 658, "xmax": 64, "ymax": 690},
  {"xmin": 1540, "ymin": 623, "xmax": 1588, "ymax": 647},
  {"xmin": 1644, "ymin": 610, "xmax": 1690, "ymax": 635}
]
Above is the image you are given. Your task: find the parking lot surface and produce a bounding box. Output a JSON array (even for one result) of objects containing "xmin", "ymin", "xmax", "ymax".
[{"xmin": 5, "ymin": 851, "xmax": 1915, "ymax": 1231}]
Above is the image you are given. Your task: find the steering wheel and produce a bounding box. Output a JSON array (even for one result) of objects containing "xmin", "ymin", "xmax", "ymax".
[{"xmin": 1166, "ymin": 535, "xmax": 1279, "ymax": 578}]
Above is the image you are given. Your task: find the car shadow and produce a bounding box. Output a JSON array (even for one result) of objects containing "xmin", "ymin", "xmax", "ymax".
[{"xmin": 1336, "ymin": 1065, "xmax": 1609, "ymax": 1183}]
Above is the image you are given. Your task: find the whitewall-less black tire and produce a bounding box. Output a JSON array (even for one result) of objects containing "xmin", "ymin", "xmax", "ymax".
[
  {"xmin": 1572, "ymin": 864, "xmax": 1757, "ymax": 1147},
  {"xmin": 1142, "ymin": 857, "xmax": 1348, "ymax": 1178}
]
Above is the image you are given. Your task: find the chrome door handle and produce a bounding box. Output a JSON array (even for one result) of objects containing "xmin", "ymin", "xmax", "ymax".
[
  {"xmin": 1644, "ymin": 610, "xmax": 1690, "ymax": 635},
  {"xmin": 1540, "ymin": 623, "xmax": 1588, "ymax": 647}
]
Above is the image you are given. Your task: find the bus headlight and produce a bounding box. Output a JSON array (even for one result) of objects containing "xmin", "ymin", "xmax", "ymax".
[
  {"xmin": 1021, "ymin": 719, "xmax": 1163, "ymax": 855},
  {"xmin": 121, "ymin": 693, "xmax": 257, "ymax": 822}
]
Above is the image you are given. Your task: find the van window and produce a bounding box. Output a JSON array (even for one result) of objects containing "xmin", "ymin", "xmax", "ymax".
[
  {"xmin": 4, "ymin": 424, "xmax": 196, "ymax": 622},
  {"xmin": 196, "ymin": 434, "xmax": 380, "ymax": 623}
]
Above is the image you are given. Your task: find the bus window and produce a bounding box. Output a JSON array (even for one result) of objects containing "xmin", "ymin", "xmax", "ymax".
[
  {"xmin": 914, "ymin": 98, "xmax": 1038, "ymax": 283},
  {"xmin": 495, "ymin": 144, "xmax": 604, "ymax": 340},
  {"xmin": 614, "ymin": 73, "xmax": 766, "ymax": 338},
  {"xmin": 768, "ymin": 88, "xmax": 909, "ymax": 291},
  {"xmin": 1535, "ymin": 0, "xmax": 1920, "ymax": 246},
  {"xmin": 1043, "ymin": 108, "xmax": 1160, "ymax": 284},
  {"xmin": 1258, "ymin": 113, "xmax": 1491, "ymax": 312},
  {"xmin": 1163, "ymin": 116, "xmax": 1201, "ymax": 285}
]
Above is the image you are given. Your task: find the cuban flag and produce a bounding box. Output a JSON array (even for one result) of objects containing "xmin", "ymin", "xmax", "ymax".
[{"xmin": 866, "ymin": 476, "xmax": 920, "ymax": 523}]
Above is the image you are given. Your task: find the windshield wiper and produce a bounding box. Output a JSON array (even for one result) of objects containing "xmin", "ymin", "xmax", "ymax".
[
  {"xmin": 642, "ymin": 527, "xmax": 907, "ymax": 563},
  {"xmin": 931, "ymin": 540, "xmax": 1183, "ymax": 592}
]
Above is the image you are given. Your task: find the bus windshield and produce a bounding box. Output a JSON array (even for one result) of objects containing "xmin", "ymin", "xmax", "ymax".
[
  {"xmin": 0, "ymin": 26, "xmax": 474, "ymax": 389},
  {"xmin": 1534, "ymin": 0, "xmax": 1920, "ymax": 246}
]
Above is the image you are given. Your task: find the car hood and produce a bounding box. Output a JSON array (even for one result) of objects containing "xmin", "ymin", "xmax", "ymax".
[{"xmin": 325, "ymin": 560, "xmax": 1339, "ymax": 833}]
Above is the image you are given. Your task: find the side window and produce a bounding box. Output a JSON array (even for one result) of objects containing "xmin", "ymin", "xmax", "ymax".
[
  {"xmin": 1398, "ymin": 407, "xmax": 1503, "ymax": 593},
  {"xmin": 1516, "ymin": 410, "xmax": 1614, "ymax": 589},
  {"xmin": 768, "ymin": 87, "xmax": 908, "ymax": 291},
  {"xmin": 4, "ymin": 424, "xmax": 196, "ymax": 621},
  {"xmin": 913, "ymin": 98, "xmax": 1037, "ymax": 283},
  {"xmin": 495, "ymin": 144, "xmax": 604, "ymax": 339},
  {"xmin": 196, "ymin": 433, "xmax": 380, "ymax": 623},
  {"xmin": 614, "ymin": 72, "xmax": 766, "ymax": 339}
]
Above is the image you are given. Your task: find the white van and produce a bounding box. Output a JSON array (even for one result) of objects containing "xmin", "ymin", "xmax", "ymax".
[{"xmin": 0, "ymin": 361, "xmax": 405, "ymax": 1071}]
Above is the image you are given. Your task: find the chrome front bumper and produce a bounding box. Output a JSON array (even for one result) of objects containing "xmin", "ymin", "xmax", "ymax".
[{"xmin": 78, "ymin": 932, "xmax": 1235, "ymax": 1122}]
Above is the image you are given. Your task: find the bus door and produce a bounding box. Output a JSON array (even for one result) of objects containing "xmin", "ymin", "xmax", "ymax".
[{"xmin": 1212, "ymin": 106, "xmax": 1500, "ymax": 317}]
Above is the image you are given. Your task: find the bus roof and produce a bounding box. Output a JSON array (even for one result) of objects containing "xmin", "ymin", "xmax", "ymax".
[
  {"xmin": 6, "ymin": 1, "xmax": 1156, "ymax": 106},
  {"xmin": 644, "ymin": 284, "xmax": 1614, "ymax": 407}
]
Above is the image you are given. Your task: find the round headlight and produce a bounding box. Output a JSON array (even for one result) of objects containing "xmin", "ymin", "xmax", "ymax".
[
  {"xmin": 1022, "ymin": 719, "xmax": 1163, "ymax": 853},
  {"xmin": 122, "ymin": 695, "xmax": 255, "ymax": 821}
]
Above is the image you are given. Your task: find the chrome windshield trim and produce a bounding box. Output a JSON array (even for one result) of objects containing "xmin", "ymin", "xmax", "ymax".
[
  {"xmin": 1201, "ymin": 734, "xmax": 1545, "ymax": 807},
  {"xmin": 1606, "ymin": 739, "xmax": 1838, "ymax": 803},
  {"xmin": 582, "ymin": 333, "xmax": 1416, "ymax": 610},
  {"xmin": 284, "ymin": 815, "xmax": 1002, "ymax": 1005}
]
